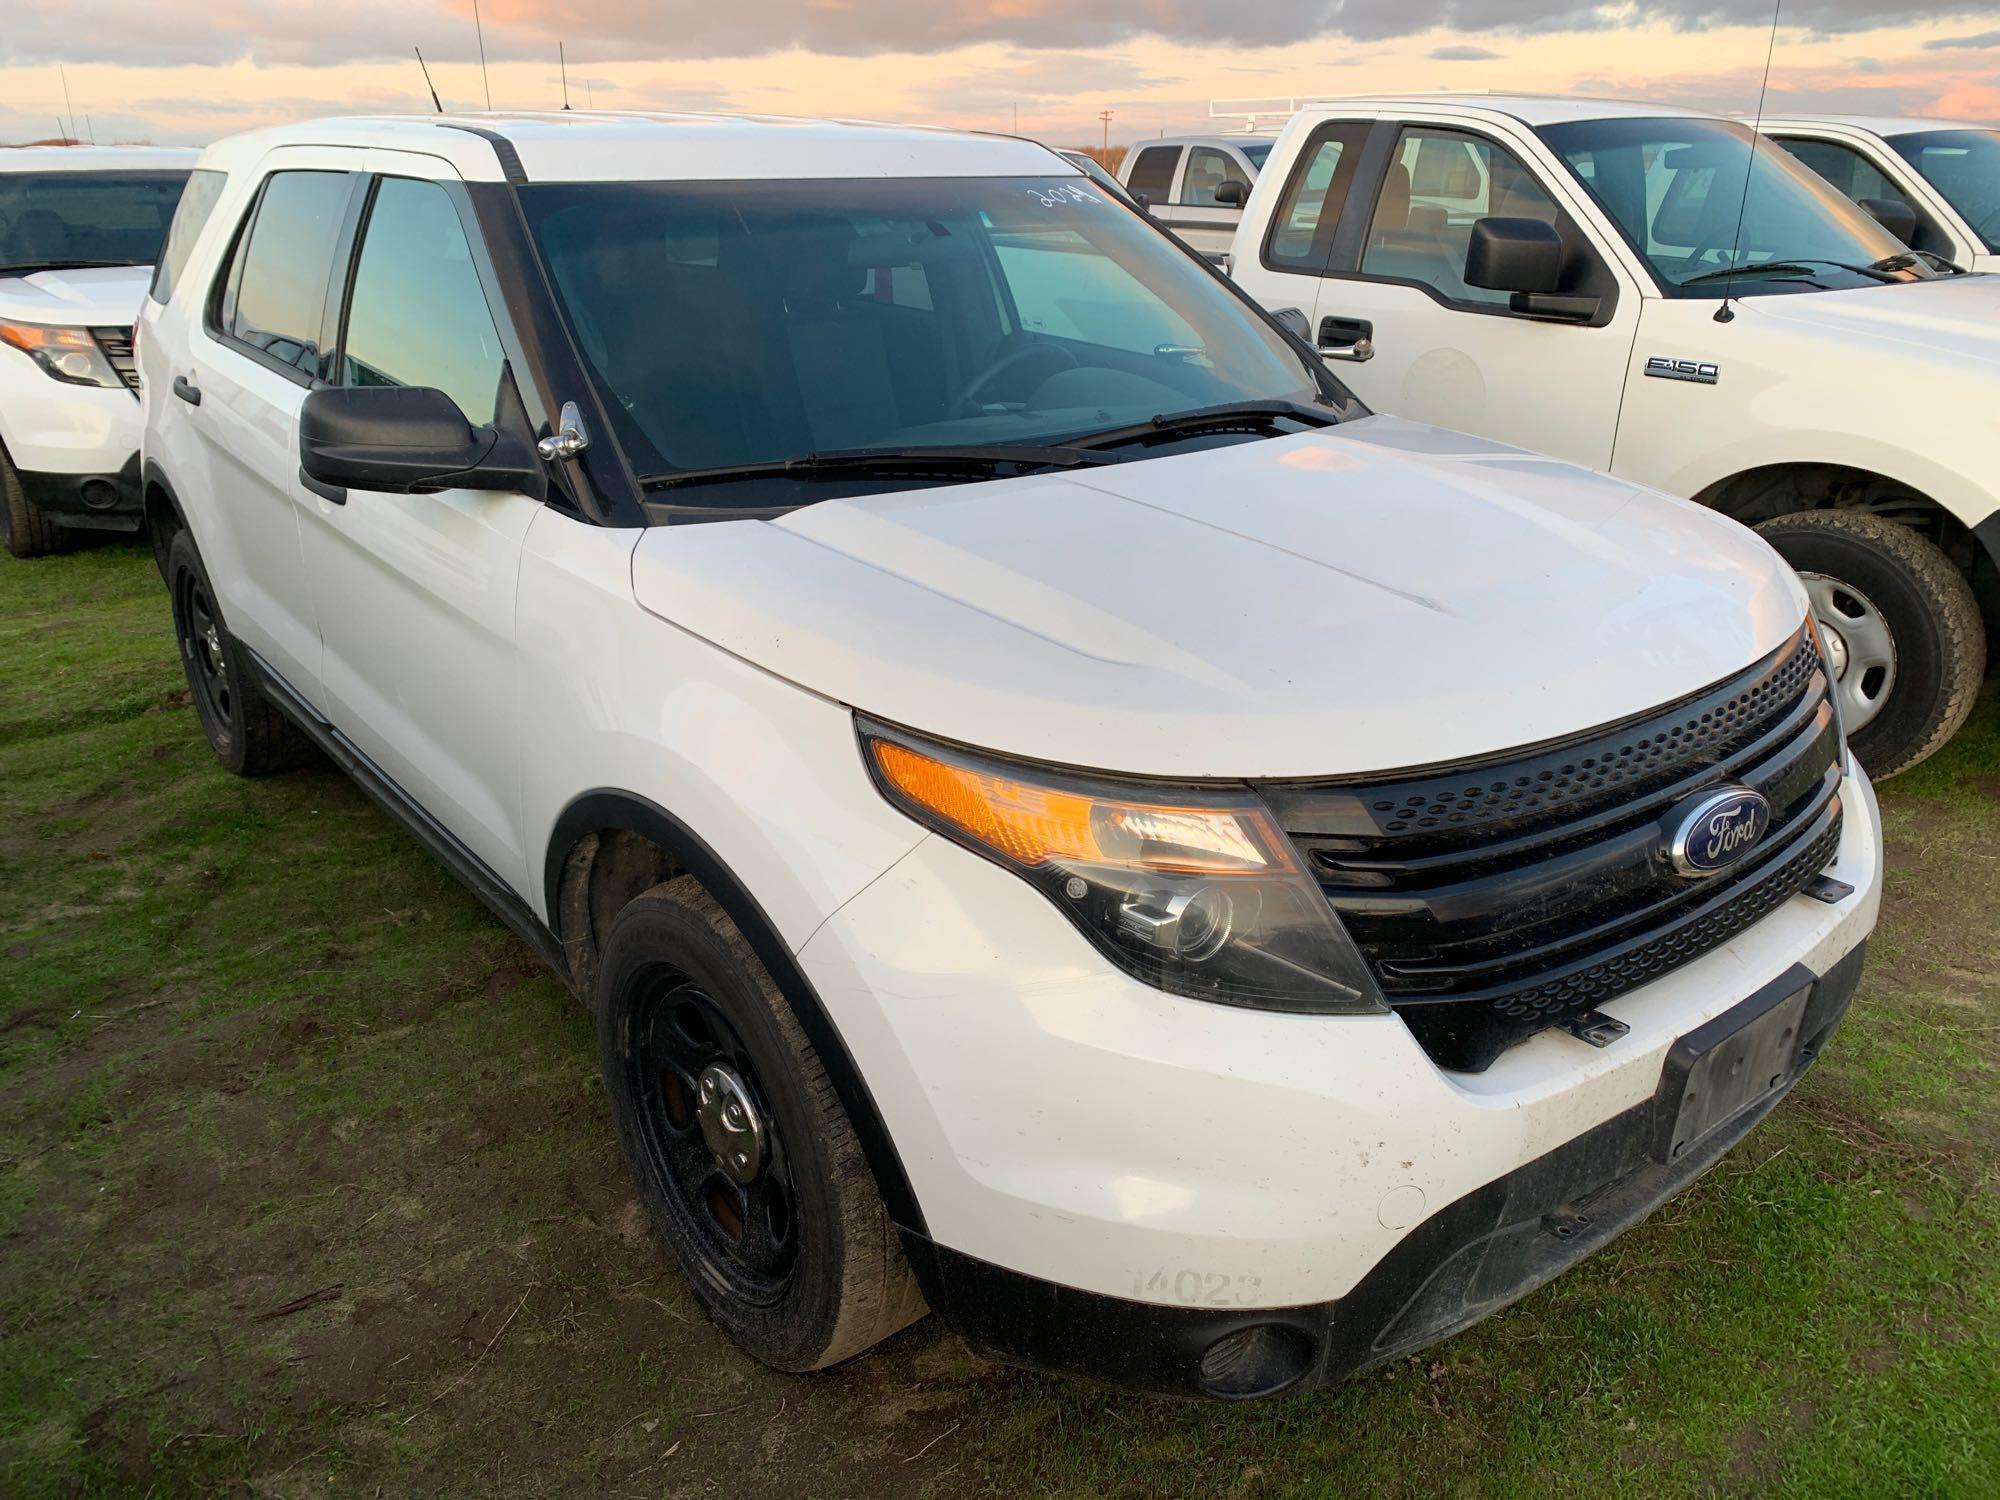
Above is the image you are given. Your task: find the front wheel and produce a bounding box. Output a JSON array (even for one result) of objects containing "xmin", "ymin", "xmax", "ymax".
[
  {"xmin": 1756, "ymin": 510, "xmax": 1985, "ymax": 779},
  {"xmin": 1, "ymin": 448, "xmax": 72, "ymax": 559},
  {"xmin": 596, "ymin": 876, "xmax": 925, "ymax": 1371}
]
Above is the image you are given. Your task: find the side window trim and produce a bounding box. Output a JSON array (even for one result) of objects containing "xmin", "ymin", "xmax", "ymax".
[
  {"xmin": 1326, "ymin": 119, "xmax": 1620, "ymax": 327},
  {"xmin": 203, "ymin": 169, "xmax": 364, "ymax": 390}
]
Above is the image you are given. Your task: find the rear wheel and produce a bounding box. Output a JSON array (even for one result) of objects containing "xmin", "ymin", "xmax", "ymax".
[
  {"xmin": 165, "ymin": 529, "xmax": 316, "ymax": 776},
  {"xmin": 596, "ymin": 876, "xmax": 924, "ymax": 1371},
  {"xmin": 1756, "ymin": 509, "xmax": 1985, "ymax": 779},
  {"xmin": 1, "ymin": 448, "xmax": 72, "ymax": 559}
]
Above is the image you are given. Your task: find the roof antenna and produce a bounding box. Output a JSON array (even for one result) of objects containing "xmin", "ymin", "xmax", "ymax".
[
  {"xmin": 472, "ymin": 0, "xmax": 492, "ymax": 111},
  {"xmin": 1717, "ymin": 0, "xmax": 1783, "ymax": 325},
  {"xmin": 414, "ymin": 47, "xmax": 443, "ymax": 113},
  {"xmin": 59, "ymin": 64, "xmax": 78, "ymax": 142},
  {"xmin": 560, "ymin": 43, "xmax": 570, "ymax": 110}
]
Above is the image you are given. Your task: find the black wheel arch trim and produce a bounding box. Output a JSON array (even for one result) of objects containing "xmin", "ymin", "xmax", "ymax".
[
  {"xmin": 544, "ymin": 789, "xmax": 927, "ymax": 1237},
  {"xmin": 1974, "ymin": 510, "xmax": 2000, "ymax": 576}
]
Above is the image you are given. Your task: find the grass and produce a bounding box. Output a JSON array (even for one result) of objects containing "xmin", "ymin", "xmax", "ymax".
[{"xmin": 1, "ymin": 539, "xmax": 1995, "ymax": 1497}]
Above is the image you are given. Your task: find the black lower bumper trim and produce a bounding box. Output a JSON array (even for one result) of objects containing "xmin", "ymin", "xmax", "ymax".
[
  {"xmin": 17, "ymin": 453, "xmax": 143, "ymax": 528},
  {"xmin": 901, "ymin": 944, "xmax": 1865, "ymax": 1399}
]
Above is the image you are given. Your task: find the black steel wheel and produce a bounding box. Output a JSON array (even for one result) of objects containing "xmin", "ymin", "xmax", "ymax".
[
  {"xmin": 163, "ymin": 528, "xmax": 316, "ymax": 776},
  {"xmin": 596, "ymin": 876, "xmax": 926, "ymax": 1371}
]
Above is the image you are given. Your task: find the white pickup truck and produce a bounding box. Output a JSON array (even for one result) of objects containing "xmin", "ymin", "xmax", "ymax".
[{"xmin": 1229, "ymin": 94, "xmax": 1998, "ymax": 777}]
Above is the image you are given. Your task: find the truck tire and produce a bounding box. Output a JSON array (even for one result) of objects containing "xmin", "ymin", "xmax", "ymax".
[
  {"xmin": 596, "ymin": 875, "xmax": 926, "ymax": 1371},
  {"xmin": 1, "ymin": 447, "xmax": 73, "ymax": 559},
  {"xmin": 165, "ymin": 529, "xmax": 317, "ymax": 776},
  {"xmin": 1756, "ymin": 510, "xmax": 1985, "ymax": 779}
]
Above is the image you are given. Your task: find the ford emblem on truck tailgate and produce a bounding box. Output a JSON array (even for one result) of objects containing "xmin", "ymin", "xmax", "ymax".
[{"xmin": 1667, "ymin": 787, "xmax": 1771, "ymax": 877}]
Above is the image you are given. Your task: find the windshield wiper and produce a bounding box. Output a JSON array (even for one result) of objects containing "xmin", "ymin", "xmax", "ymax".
[
  {"xmin": 1062, "ymin": 398, "xmax": 1340, "ymax": 452},
  {"xmin": 638, "ymin": 443, "xmax": 1123, "ymax": 491},
  {"xmin": 1870, "ymin": 250, "xmax": 1962, "ymax": 275},
  {"xmin": 0, "ymin": 258, "xmax": 149, "ymax": 275},
  {"xmin": 1682, "ymin": 257, "xmax": 1900, "ymax": 287}
]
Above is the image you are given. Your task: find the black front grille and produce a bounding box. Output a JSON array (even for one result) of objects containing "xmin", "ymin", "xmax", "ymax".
[
  {"xmin": 1258, "ymin": 630, "xmax": 1844, "ymax": 1072},
  {"xmin": 90, "ymin": 326, "xmax": 140, "ymax": 390}
]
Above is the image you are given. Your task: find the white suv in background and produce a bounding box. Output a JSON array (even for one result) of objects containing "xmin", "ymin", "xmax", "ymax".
[
  {"xmin": 140, "ymin": 111, "xmax": 1879, "ymax": 1399},
  {"xmin": 0, "ymin": 145, "xmax": 198, "ymax": 556},
  {"xmin": 1230, "ymin": 96, "xmax": 1998, "ymax": 778},
  {"xmin": 1763, "ymin": 116, "xmax": 2000, "ymax": 274}
]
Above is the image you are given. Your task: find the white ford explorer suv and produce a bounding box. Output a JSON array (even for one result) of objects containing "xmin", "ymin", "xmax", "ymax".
[
  {"xmin": 1, "ymin": 145, "xmax": 199, "ymax": 556},
  {"xmin": 1229, "ymin": 95, "xmax": 1998, "ymax": 778},
  {"xmin": 139, "ymin": 112, "xmax": 1880, "ymax": 1399},
  {"xmin": 1762, "ymin": 116, "xmax": 2000, "ymax": 275}
]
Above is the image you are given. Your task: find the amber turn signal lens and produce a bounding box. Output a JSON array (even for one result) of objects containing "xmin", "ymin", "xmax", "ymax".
[{"xmin": 868, "ymin": 737, "xmax": 1277, "ymax": 873}]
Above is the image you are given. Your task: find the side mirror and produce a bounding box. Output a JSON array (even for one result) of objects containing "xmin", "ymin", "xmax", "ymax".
[
  {"xmin": 298, "ymin": 385, "xmax": 542, "ymax": 498},
  {"xmin": 1214, "ymin": 179, "xmax": 1248, "ymax": 208},
  {"xmin": 1465, "ymin": 216, "xmax": 1564, "ymax": 294},
  {"xmin": 1859, "ymin": 196, "xmax": 1918, "ymax": 245},
  {"xmin": 1268, "ymin": 306, "xmax": 1312, "ymax": 343},
  {"xmin": 1134, "ymin": 191, "xmax": 1152, "ymax": 215}
]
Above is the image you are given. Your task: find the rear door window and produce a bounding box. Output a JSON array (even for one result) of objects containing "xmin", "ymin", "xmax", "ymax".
[
  {"xmin": 149, "ymin": 168, "xmax": 226, "ymax": 305},
  {"xmin": 1262, "ymin": 122, "xmax": 1369, "ymax": 270},
  {"xmin": 1126, "ymin": 146, "xmax": 1181, "ymax": 201},
  {"xmin": 214, "ymin": 170, "xmax": 355, "ymax": 380}
]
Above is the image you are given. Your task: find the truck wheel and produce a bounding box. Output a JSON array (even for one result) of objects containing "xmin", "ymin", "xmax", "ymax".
[
  {"xmin": 596, "ymin": 875, "xmax": 925, "ymax": 1371},
  {"xmin": 165, "ymin": 529, "xmax": 317, "ymax": 776},
  {"xmin": 1, "ymin": 448, "xmax": 73, "ymax": 559},
  {"xmin": 1756, "ymin": 510, "xmax": 1985, "ymax": 779}
]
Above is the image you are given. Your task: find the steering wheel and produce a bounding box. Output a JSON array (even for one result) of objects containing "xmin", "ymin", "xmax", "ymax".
[{"xmin": 949, "ymin": 340, "xmax": 1081, "ymax": 418}]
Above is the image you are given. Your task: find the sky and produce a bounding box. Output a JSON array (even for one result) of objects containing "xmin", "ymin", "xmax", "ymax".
[{"xmin": 3, "ymin": 2, "xmax": 1998, "ymax": 151}]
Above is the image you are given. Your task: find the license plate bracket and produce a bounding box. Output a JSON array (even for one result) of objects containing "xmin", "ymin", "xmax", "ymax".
[{"xmin": 1651, "ymin": 981, "xmax": 1812, "ymax": 1164}]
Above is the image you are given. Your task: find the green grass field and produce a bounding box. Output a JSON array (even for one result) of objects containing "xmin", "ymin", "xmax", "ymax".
[{"xmin": 3, "ymin": 540, "xmax": 1996, "ymax": 1497}]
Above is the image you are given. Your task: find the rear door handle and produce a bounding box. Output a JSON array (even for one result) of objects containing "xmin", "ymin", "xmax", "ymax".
[
  {"xmin": 172, "ymin": 375, "xmax": 201, "ymax": 406},
  {"xmin": 1318, "ymin": 316, "xmax": 1375, "ymax": 363}
]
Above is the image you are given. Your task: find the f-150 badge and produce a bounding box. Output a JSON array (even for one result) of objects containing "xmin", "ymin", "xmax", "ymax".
[{"xmin": 1645, "ymin": 356, "xmax": 1720, "ymax": 384}]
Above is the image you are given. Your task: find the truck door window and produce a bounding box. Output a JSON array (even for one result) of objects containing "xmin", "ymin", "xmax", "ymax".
[
  {"xmin": 1261, "ymin": 123, "xmax": 1368, "ymax": 270},
  {"xmin": 339, "ymin": 177, "xmax": 506, "ymax": 426},
  {"xmin": 1126, "ymin": 147, "xmax": 1181, "ymax": 202},
  {"xmin": 214, "ymin": 170, "xmax": 353, "ymax": 381},
  {"xmin": 1359, "ymin": 127, "xmax": 1561, "ymax": 309},
  {"xmin": 1181, "ymin": 148, "xmax": 1248, "ymax": 208}
]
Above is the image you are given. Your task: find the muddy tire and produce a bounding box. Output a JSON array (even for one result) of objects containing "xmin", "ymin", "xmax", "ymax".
[
  {"xmin": 596, "ymin": 875, "xmax": 925, "ymax": 1371},
  {"xmin": 1757, "ymin": 510, "xmax": 1985, "ymax": 780},
  {"xmin": 1, "ymin": 446, "xmax": 73, "ymax": 559},
  {"xmin": 165, "ymin": 529, "xmax": 317, "ymax": 776}
]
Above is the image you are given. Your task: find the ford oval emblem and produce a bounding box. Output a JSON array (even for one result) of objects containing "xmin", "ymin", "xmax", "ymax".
[{"xmin": 1666, "ymin": 787, "xmax": 1771, "ymax": 878}]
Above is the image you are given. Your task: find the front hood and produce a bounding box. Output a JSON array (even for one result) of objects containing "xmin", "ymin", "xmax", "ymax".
[
  {"xmin": 0, "ymin": 265, "xmax": 151, "ymax": 326},
  {"xmin": 1750, "ymin": 272, "xmax": 2000, "ymax": 366},
  {"xmin": 632, "ymin": 418, "xmax": 1808, "ymax": 778}
]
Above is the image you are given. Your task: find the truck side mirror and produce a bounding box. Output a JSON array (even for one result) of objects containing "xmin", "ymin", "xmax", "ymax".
[
  {"xmin": 1214, "ymin": 179, "xmax": 1248, "ymax": 208},
  {"xmin": 1134, "ymin": 191, "xmax": 1152, "ymax": 215},
  {"xmin": 1465, "ymin": 216, "xmax": 1563, "ymax": 294},
  {"xmin": 298, "ymin": 385, "xmax": 542, "ymax": 500},
  {"xmin": 1859, "ymin": 196, "xmax": 1918, "ymax": 245}
]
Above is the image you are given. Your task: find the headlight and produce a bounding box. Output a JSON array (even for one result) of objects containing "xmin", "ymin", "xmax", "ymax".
[
  {"xmin": 860, "ymin": 723, "xmax": 1386, "ymax": 1014},
  {"xmin": 0, "ymin": 319, "xmax": 123, "ymax": 389}
]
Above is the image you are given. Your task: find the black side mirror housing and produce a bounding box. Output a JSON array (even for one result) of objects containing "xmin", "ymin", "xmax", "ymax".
[
  {"xmin": 1268, "ymin": 306, "xmax": 1312, "ymax": 343},
  {"xmin": 1859, "ymin": 196, "xmax": 1918, "ymax": 245},
  {"xmin": 298, "ymin": 385, "xmax": 542, "ymax": 499},
  {"xmin": 1133, "ymin": 191, "xmax": 1152, "ymax": 215},
  {"xmin": 1465, "ymin": 216, "xmax": 1564, "ymax": 294},
  {"xmin": 1214, "ymin": 179, "xmax": 1248, "ymax": 208}
]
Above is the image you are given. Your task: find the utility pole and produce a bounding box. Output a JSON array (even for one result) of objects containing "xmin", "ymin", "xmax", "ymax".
[{"xmin": 1099, "ymin": 109, "xmax": 1114, "ymax": 156}]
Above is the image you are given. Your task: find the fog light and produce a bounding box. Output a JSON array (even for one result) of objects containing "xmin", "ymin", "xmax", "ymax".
[
  {"xmin": 1196, "ymin": 1322, "xmax": 1316, "ymax": 1399},
  {"xmin": 80, "ymin": 479, "xmax": 119, "ymax": 510}
]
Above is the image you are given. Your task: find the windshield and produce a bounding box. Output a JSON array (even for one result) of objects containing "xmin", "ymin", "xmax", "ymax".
[
  {"xmin": 1538, "ymin": 117, "xmax": 1912, "ymax": 294},
  {"xmin": 0, "ymin": 171, "xmax": 190, "ymax": 274},
  {"xmin": 1888, "ymin": 128, "xmax": 2000, "ymax": 252},
  {"xmin": 519, "ymin": 175, "xmax": 1324, "ymax": 494}
]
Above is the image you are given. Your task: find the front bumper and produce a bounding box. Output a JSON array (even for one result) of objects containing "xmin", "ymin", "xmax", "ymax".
[
  {"xmin": 797, "ymin": 766, "xmax": 1882, "ymax": 1394},
  {"xmin": 15, "ymin": 452, "xmax": 143, "ymax": 529}
]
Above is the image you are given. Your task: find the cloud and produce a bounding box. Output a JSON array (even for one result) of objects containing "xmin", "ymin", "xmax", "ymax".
[
  {"xmin": 11, "ymin": 0, "xmax": 2000, "ymax": 70},
  {"xmin": 1925, "ymin": 29, "xmax": 2000, "ymax": 49},
  {"xmin": 1429, "ymin": 45, "xmax": 1503, "ymax": 60}
]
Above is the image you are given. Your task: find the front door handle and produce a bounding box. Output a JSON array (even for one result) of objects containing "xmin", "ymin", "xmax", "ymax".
[
  {"xmin": 172, "ymin": 374, "xmax": 202, "ymax": 405},
  {"xmin": 1318, "ymin": 316, "xmax": 1375, "ymax": 363}
]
